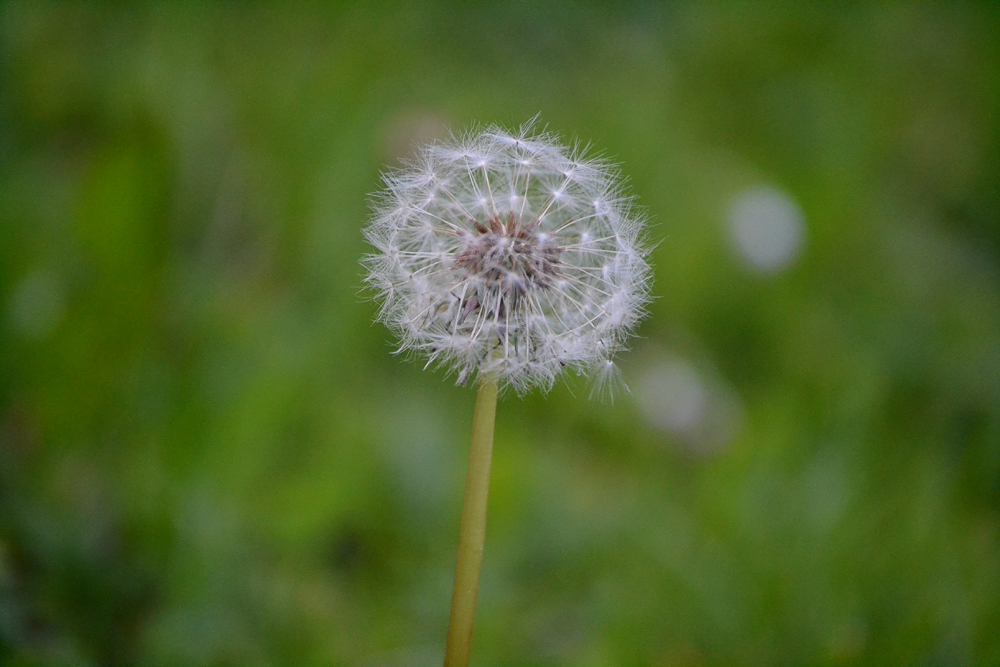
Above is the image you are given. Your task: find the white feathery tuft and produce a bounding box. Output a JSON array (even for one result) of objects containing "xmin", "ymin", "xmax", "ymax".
[{"xmin": 362, "ymin": 120, "xmax": 652, "ymax": 395}]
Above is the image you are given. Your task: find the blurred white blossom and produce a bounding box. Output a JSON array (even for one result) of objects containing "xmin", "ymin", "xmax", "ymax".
[
  {"xmin": 363, "ymin": 122, "xmax": 652, "ymax": 394},
  {"xmin": 728, "ymin": 186, "xmax": 805, "ymax": 272},
  {"xmin": 635, "ymin": 352, "xmax": 743, "ymax": 456}
]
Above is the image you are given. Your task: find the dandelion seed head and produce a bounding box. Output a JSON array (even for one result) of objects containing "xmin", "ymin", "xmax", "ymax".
[{"xmin": 363, "ymin": 121, "xmax": 652, "ymax": 394}]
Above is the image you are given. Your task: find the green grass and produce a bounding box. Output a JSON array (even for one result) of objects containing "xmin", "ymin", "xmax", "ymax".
[{"xmin": 1, "ymin": 2, "xmax": 998, "ymax": 666}]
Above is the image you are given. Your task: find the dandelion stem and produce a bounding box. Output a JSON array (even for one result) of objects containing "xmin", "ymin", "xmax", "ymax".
[{"xmin": 443, "ymin": 375, "xmax": 498, "ymax": 667}]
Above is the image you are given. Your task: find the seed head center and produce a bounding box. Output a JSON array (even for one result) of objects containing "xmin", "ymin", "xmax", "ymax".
[{"xmin": 454, "ymin": 212, "xmax": 562, "ymax": 300}]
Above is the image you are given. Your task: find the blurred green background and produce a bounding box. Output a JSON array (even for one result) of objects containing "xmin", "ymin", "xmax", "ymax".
[{"xmin": 2, "ymin": 2, "xmax": 999, "ymax": 666}]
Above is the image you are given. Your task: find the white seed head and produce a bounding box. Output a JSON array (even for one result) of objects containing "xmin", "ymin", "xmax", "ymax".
[{"xmin": 363, "ymin": 121, "xmax": 652, "ymax": 394}]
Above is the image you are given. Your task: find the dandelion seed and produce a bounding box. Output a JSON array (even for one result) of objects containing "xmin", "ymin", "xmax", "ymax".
[{"xmin": 363, "ymin": 120, "xmax": 652, "ymax": 395}]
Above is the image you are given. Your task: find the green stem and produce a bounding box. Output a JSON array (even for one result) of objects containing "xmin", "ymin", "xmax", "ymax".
[{"xmin": 443, "ymin": 376, "xmax": 499, "ymax": 667}]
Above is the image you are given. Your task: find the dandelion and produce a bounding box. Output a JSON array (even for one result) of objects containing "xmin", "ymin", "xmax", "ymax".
[
  {"xmin": 363, "ymin": 121, "xmax": 651, "ymax": 395},
  {"xmin": 362, "ymin": 121, "xmax": 651, "ymax": 667}
]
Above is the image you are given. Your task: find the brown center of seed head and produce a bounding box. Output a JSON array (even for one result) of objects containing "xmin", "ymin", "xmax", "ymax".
[{"xmin": 454, "ymin": 212, "xmax": 563, "ymax": 305}]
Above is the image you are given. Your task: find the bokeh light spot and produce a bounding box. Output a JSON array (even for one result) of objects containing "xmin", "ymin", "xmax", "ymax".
[
  {"xmin": 728, "ymin": 187, "xmax": 805, "ymax": 272},
  {"xmin": 635, "ymin": 352, "xmax": 743, "ymax": 456}
]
